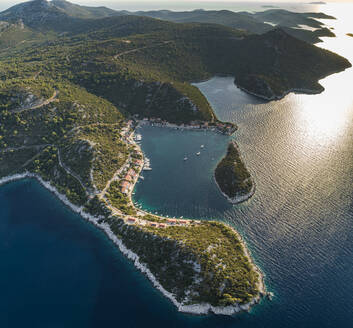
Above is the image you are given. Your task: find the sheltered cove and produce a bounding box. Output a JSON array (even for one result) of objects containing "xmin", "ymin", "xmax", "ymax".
[{"xmin": 0, "ymin": 120, "xmax": 267, "ymax": 315}]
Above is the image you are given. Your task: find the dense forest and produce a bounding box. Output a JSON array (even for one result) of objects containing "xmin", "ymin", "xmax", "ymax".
[
  {"xmin": 0, "ymin": 0, "xmax": 350, "ymax": 119},
  {"xmin": 215, "ymin": 141, "xmax": 253, "ymax": 200}
]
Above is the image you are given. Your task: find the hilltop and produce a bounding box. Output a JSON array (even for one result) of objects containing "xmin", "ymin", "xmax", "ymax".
[
  {"xmin": 0, "ymin": 0, "xmax": 121, "ymax": 23},
  {"xmin": 51, "ymin": 0, "xmax": 121, "ymax": 19}
]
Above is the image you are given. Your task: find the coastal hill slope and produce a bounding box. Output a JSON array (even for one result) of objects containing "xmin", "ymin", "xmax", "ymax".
[
  {"xmin": 228, "ymin": 28, "xmax": 350, "ymax": 99},
  {"xmin": 0, "ymin": 0, "xmax": 350, "ymax": 111}
]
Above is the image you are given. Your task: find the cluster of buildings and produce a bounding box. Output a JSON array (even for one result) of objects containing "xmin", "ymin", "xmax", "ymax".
[
  {"xmin": 134, "ymin": 159, "xmax": 143, "ymax": 167},
  {"xmin": 120, "ymin": 167, "xmax": 139, "ymax": 194},
  {"xmin": 121, "ymin": 120, "xmax": 134, "ymax": 137},
  {"xmin": 127, "ymin": 217, "xmax": 167, "ymax": 228},
  {"xmin": 139, "ymin": 118, "xmax": 236, "ymax": 135},
  {"xmin": 126, "ymin": 216, "xmax": 194, "ymax": 228},
  {"xmin": 167, "ymin": 219, "xmax": 188, "ymax": 225}
]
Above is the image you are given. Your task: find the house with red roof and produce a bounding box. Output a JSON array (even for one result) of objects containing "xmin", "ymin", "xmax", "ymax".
[
  {"xmin": 127, "ymin": 169, "xmax": 136, "ymax": 177},
  {"xmin": 120, "ymin": 181, "xmax": 131, "ymax": 194},
  {"xmin": 124, "ymin": 174, "xmax": 133, "ymax": 182}
]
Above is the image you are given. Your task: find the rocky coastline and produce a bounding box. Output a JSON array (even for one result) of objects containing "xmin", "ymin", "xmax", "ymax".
[
  {"xmin": 0, "ymin": 163, "xmax": 267, "ymax": 315},
  {"xmin": 214, "ymin": 172, "xmax": 256, "ymax": 205},
  {"xmin": 234, "ymin": 66, "xmax": 352, "ymax": 101}
]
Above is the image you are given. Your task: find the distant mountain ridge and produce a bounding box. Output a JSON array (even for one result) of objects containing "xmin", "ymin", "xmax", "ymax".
[
  {"xmin": 130, "ymin": 8, "xmax": 336, "ymax": 44},
  {"xmin": 0, "ymin": 0, "xmax": 335, "ymax": 43},
  {"xmin": 133, "ymin": 9, "xmax": 272, "ymax": 34}
]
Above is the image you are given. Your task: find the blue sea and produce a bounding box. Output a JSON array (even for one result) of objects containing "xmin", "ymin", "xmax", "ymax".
[{"xmin": 1, "ymin": 2, "xmax": 353, "ymax": 327}]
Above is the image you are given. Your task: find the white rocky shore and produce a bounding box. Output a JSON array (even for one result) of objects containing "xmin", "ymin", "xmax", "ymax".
[
  {"xmin": 214, "ymin": 173, "xmax": 256, "ymax": 205},
  {"xmin": 0, "ymin": 172, "xmax": 266, "ymax": 316}
]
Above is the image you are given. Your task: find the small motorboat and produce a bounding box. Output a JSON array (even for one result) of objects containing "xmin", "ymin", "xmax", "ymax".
[
  {"xmin": 267, "ymin": 292, "xmax": 274, "ymax": 301},
  {"xmin": 196, "ymin": 152, "xmax": 201, "ymax": 156}
]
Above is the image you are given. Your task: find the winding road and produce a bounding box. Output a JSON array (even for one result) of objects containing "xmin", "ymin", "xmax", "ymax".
[{"xmin": 114, "ymin": 41, "xmax": 173, "ymax": 59}]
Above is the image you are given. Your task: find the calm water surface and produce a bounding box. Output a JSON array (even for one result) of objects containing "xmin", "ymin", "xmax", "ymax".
[
  {"xmin": 135, "ymin": 3, "xmax": 353, "ymax": 327},
  {"xmin": 1, "ymin": 3, "xmax": 352, "ymax": 327}
]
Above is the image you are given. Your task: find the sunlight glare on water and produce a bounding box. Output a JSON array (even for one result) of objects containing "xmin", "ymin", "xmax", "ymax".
[
  {"xmin": 292, "ymin": 3, "xmax": 353, "ymax": 150},
  {"xmin": 135, "ymin": 5, "xmax": 353, "ymax": 326}
]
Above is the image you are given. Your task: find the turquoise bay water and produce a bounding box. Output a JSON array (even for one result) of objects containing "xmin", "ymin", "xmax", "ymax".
[
  {"xmin": 1, "ymin": 3, "xmax": 353, "ymax": 327},
  {"xmin": 133, "ymin": 127, "xmax": 231, "ymax": 218}
]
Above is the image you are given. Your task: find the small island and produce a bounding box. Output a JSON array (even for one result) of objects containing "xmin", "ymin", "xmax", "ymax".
[{"xmin": 215, "ymin": 141, "xmax": 255, "ymax": 204}]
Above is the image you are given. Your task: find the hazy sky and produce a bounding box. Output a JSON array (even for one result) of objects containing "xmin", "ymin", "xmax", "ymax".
[{"xmin": 0, "ymin": 0, "xmax": 352, "ymax": 12}]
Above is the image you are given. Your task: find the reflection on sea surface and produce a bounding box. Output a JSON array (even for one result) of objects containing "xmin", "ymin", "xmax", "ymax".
[{"xmin": 134, "ymin": 3, "xmax": 353, "ymax": 327}]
